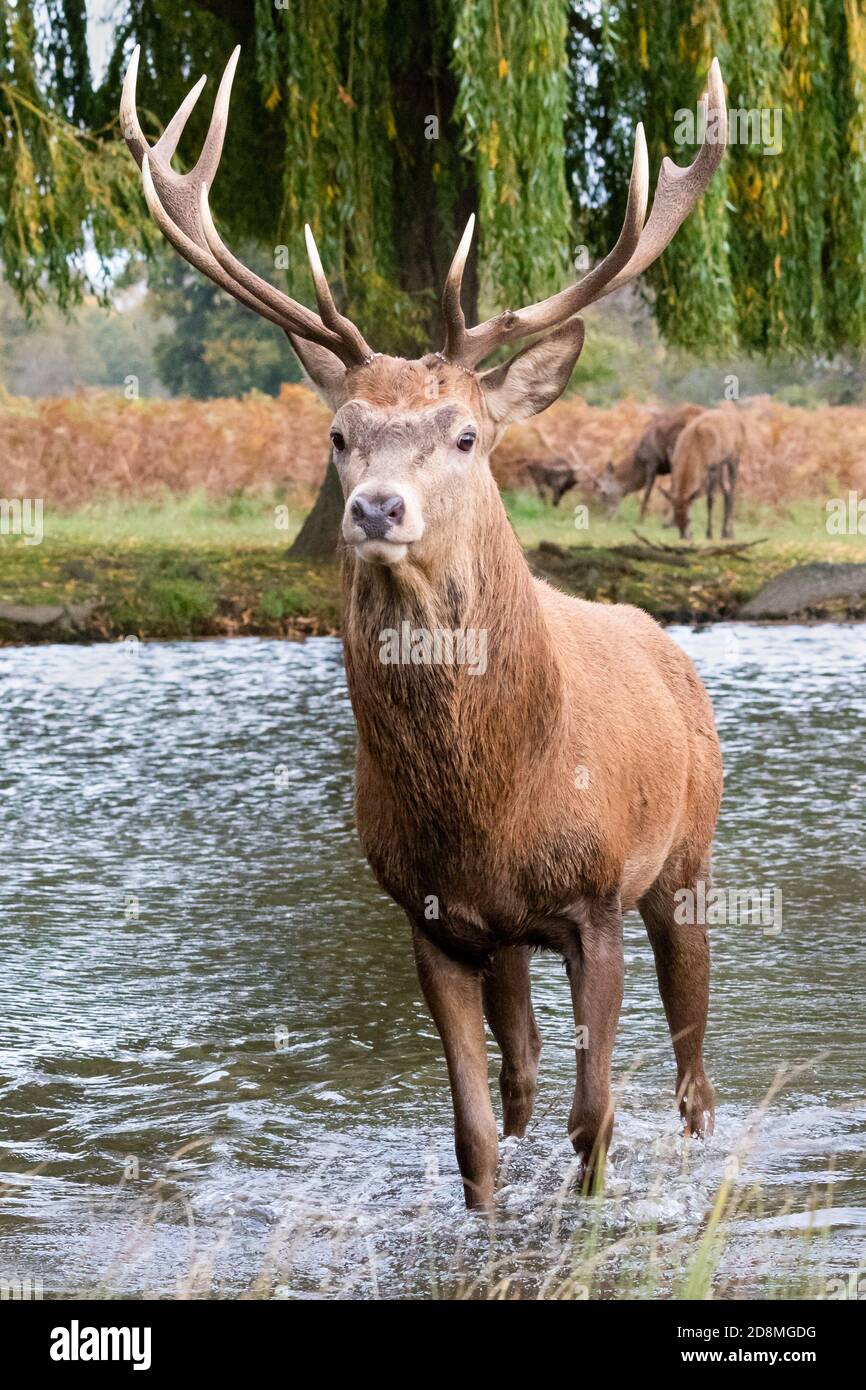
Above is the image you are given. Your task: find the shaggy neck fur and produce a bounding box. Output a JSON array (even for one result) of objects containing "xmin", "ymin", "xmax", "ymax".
[{"xmin": 342, "ymin": 473, "xmax": 564, "ymax": 841}]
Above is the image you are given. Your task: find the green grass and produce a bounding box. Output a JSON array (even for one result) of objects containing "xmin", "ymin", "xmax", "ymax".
[
  {"xmin": 42, "ymin": 489, "xmax": 305, "ymax": 548},
  {"xmin": 0, "ymin": 536, "xmax": 340, "ymax": 642},
  {"xmin": 1, "ymin": 488, "xmax": 864, "ymax": 643},
  {"xmin": 503, "ymin": 487, "xmax": 865, "ymax": 555}
]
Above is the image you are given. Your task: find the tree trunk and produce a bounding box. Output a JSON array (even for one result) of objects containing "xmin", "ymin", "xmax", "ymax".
[{"xmin": 288, "ymin": 456, "xmax": 344, "ymax": 560}]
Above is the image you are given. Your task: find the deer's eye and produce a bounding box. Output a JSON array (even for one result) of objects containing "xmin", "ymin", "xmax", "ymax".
[
  {"xmin": 456, "ymin": 430, "xmax": 476, "ymax": 453},
  {"xmin": 330, "ymin": 429, "xmax": 346, "ymax": 452}
]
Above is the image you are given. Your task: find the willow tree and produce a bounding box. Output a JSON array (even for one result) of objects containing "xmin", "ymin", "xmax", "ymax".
[
  {"xmin": 10, "ymin": 1, "xmax": 866, "ymax": 355},
  {"xmin": 573, "ymin": 1, "xmax": 866, "ymax": 356},
  {"xmin": 0, "ymin": 0, "xmax": 150, "ymax": 310},
  {"xmin": 824, "ymin": 0, "xmax": 866, "ymax": 350}
]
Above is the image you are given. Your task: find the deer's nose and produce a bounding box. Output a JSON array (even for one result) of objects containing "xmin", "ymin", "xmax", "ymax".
[{"xmin": 350, "ymin": 493, "xmax": 406, "ymax": 539}]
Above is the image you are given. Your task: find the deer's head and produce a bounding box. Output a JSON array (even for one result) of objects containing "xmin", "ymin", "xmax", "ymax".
[{"xmin": 121, "ymin": 47, "xmax": 726, "ymax": 574}]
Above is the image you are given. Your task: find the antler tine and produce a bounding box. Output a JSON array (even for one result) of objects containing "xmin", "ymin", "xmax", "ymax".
[
  {"xmin": 447, "ymin": 123, "xmax": 648, "ymax": 369},
  {"xmin": 442, "ymin": 213, "xmax": 475, "ymax": 362},
  {"xmin": 445, "ymin": 60, "xmax": 725, "ymax": 370},
  {"xmin": 154, "ymin": 72, "xmax": 206, "ymax": 165},
  {"xmin": 191, "ymin": 44, "xmax": 240, "ymax": 184},
  {"xmin": 598, "ymin": 58, "xmax": 727, "ymax": 300},
  {"xmin": 119, "ymin": 44, "xmax": 148, "ymax": 165},
  {"xmin": 304, "ymin": 225, "xmax": 375, "ymax": 363},
  {"xmin": 121, "ymin": 47, "xmax": 374, "ymax": 367}
]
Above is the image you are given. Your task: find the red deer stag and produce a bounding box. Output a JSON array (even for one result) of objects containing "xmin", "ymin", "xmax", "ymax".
[
  {"xmin": 662, "ymin": 407, "xmax": 744, "ymax": 539},
  {"xmin": 122, "ymin": 48, "xmax": 727, "ymax": 1208},
  {"xmin": 598, "ymin": 403, "xmax": 705, "ymax": 519}
]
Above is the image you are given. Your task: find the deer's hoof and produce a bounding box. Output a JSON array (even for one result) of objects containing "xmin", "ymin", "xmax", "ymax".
[{"xmin": 679, "ymin": 1073, "xmax": 716, "ymax": 1139}]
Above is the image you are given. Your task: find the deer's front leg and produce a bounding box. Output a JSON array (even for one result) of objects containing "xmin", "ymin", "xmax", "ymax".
[
  {"xmin": 706, "ymin": 468, "xmax": 717, "ymax": 539},
  {"xmin": 412, "ymin": 925, "xmax": 498, "ymax": 1209},
  {"xmin": 563, "ymin": 897, "xmax": 624, "ymax": 1189},
  {"xmin": 483, "ymin": 946, "xmax": 541, "ymax": 1137},
  {"xmin": 722, "ymin": 457, "xmax": 737, "ymax": 539},
  {"xmin": 638, "ymin": 467, "xmax": 657, "ymax": 520}
]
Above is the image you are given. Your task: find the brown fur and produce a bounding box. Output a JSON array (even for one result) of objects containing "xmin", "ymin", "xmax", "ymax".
[
  {"xmin": 124, "ymin": 41, "xmax": 730, "ymax": 1212},
  {"xmin": 327, "ymin": 352, "xmax": 723, "ymax": 1208},
  {"xmin": 666, "ymin": 407, "xmax": 745, "ymax": 539},
  {"xmin": 600, "ymin": 404, "xmax": 705, "ymax": 519}
]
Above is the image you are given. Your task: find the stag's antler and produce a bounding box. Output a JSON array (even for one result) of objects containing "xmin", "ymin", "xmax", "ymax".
[
  {"xmin": 120, "ymin": 45, "xmax": 374, "ymax": 367},
  {"xmin": 442, "ymin": 59, "xmax": 727, "ymax": 370}
]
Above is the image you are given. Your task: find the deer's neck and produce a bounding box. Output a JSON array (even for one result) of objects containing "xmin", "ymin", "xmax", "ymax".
[{"xmin": 342, "ymin": 480, "xmax": 563, "ymax": 828}]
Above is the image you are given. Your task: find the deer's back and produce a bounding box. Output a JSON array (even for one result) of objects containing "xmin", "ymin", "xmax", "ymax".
[
  {"xmin": 534, "ymin": 579, "xmax": 722, "ymax": 908},
  {"xmin": 671, "ymin": 407, "xmax": 744, "ymax": 489}
]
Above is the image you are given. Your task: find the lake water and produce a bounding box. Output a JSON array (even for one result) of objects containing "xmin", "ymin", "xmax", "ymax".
[{"xmin": 1, "ymin": 624, "xmax": 864, "ymax": 1299}]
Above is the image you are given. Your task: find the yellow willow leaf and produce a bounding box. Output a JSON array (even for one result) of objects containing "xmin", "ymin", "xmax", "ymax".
[
  {"xmin": 498, "ymin": 57, "xmax": 508, "ymax": 79},
  {"xmin": 750, "ymin": 173, "xmax": 763, "ymax": 199},
  {"xmin": 639, "ymin": 26, "xmax": 649, "ymax": 70},
  {"xmin": 774, "ymin": 253, "xmax": 782, "ymax": 279},
  {"xmin": 780, "ymin": 210, "xmax": 788, "ymax": 237},
  {"xmin": 265, "ymin": 84, "xmax": 281, "ymax": 111},
  {"xmin": 386, "ymin": 110, "xmax": 397, "ymax": 139},
  {"xmin": 432, "ymin": 160, "xmax": 441, "ymax": 181}
]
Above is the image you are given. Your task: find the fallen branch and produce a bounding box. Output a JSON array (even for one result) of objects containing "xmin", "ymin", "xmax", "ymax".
[{"xmin": 632, "ymin": 530, "xmax": 768, "ymax": 558}]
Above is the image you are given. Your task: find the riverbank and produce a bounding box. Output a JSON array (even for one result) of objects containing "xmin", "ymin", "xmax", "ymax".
[{"xmin": 1, "ymin": 493, "xmax": 865, "ymax": 643}]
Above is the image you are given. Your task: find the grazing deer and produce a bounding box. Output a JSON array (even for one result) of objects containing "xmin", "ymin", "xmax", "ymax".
[
  {"xmin": 597, "ymin": 403, "xmax": 704, "ymax": 520},
  {"xmin": 526, "ymin": 459, "xmax": 581, "ymax": 507},
  {"xmin": 662, "ymin": 408, "xmax": 744, "ymax": 539},
  {"xmin": 123, "ymin": 48, "xmax": 727, "ymax": 1208}
]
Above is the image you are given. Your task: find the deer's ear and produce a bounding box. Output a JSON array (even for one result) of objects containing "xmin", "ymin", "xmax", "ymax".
[
  {"xmin": 479, "ymin": 319, "xmax": 585, "ymax": 433},
  {"xmin": 286, "ymin": 333, "xmax": 348, "ymax": 410}
]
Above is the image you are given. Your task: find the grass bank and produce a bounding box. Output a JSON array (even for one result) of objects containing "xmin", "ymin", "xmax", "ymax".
[{"xmin": 1, "ymin": 490, "xmax": 865, "ymax": 644}]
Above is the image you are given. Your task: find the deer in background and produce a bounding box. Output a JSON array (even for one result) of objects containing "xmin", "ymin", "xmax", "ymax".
[
  {"xmin": 526, "ymin": 457, "xmax": 588, "ymax": 507},
  {"xmin": 597, "ymin": 403, "xmax": 704, "ymax": 520},
  {"xmin": 123, "ymin": 48, "xmax": 727, "ymax": 1208},
  {"xmin": 662, "ymin": 407, "xmax": 744, "ymax": 539}
]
